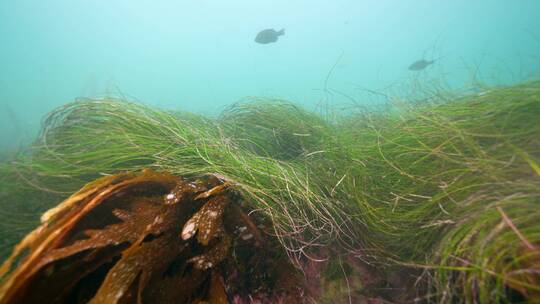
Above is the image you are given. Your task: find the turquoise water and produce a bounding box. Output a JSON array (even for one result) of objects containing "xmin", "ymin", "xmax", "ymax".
[{"xmin": 1, "ymin": 0, "xmax": 540, "ymax": 154}]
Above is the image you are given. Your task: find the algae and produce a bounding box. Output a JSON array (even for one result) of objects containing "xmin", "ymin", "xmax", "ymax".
[
  {"xmin": 0, "ymin": 170, "xmax": 303, "ymax": 303},
  {"xmin": 0, "ymin": 82, "xmax": 539, "ymax": 303}
]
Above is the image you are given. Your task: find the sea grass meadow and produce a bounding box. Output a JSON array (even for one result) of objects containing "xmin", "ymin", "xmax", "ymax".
[{"xmin": 1, "ymin": 1, "xmax": 540, "ymax": 303}]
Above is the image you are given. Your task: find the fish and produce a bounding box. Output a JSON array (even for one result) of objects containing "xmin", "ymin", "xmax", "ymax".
[
  {"xmin": 254, "ymin": 28, "xmax": 285, "ymax": 44},
  {"xmin": 408, "ymin": 59, "xmax": 435, "ymax": 71}
]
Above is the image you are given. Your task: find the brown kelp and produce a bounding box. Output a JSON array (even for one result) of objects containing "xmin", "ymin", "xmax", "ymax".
[
  {"xmin": 0, "ymin": 170, "xmax": 303, "ymax": 303},
  {"xmin": 0, "ymin": 81, "xmax": 539, "ymax": 302}
]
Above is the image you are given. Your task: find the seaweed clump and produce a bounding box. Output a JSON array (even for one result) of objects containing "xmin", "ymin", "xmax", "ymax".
[
  {"xmin": 0, "ymin": 170, "xmax": 304, "ymax": 303},
  {"xmin": 334, "ymin": 82, "xmax": 540, "ymax": 302},
  {"xmin": 0, "ymin": 81, "xmax": 539, "ymax": 303}
]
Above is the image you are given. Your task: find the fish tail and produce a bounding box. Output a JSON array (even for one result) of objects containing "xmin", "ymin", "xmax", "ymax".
[{"xmin": 277, "ymin": 28, "xmax": 285, "ymax": 36}]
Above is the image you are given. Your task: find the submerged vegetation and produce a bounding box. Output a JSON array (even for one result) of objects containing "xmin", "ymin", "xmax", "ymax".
[
  {"xmin": 0, "ymin": 170, "xmax": 301, "ymax": 303},
  {"xmin": 0, "ymin": 81, "xmax": 539, "ymax": 303}
]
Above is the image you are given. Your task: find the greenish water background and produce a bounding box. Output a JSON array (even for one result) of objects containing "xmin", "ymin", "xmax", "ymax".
[{"xmin": 1, "ymin": 0, "xmax": 539, "ymax": 155}]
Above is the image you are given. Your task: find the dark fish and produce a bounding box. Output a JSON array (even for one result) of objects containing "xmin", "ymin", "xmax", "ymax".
[
  {"xmin": 408, "ymin": 59, "xmax": 435, "ymax": 71},
  {"xmin": 254, "ymin": 28, "xmax": 285, "ymax": 44}
]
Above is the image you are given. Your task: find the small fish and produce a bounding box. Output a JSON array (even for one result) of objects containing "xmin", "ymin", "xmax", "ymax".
[
  {"xmin": 254, "ymin": 28, "xmax": 285, "ymax": 44},
  {"xmin": 408, "ymin": 59, "xmax": 435, "ymax": 71}
]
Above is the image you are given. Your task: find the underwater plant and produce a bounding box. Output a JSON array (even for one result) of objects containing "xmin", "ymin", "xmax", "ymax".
[
  {"xmin": 0, "ymin": 81, "xmax": 539, "ymax": 303},
  {"xmin": 0, "ymin": 170, "xmax": 304, "ymax": 303},
  {"xmin": 334, "ymin": 81, "xmax": 540, "ymax": 302}
]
